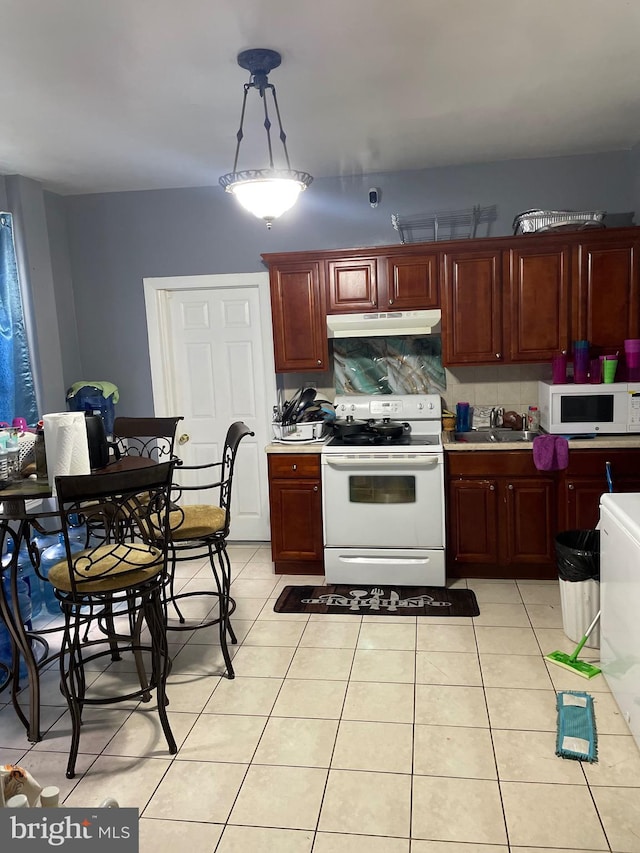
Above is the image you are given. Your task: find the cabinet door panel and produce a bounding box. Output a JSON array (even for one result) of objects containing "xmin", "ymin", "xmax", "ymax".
[
  {"xmin": 327, "ymin": 259, "xmax": 378, "ymax": 312},
  {"xmin": 506, "ymin": 246, "xmax": 571, "ymax": 361},
  {"xmin": 387, "ymin": 254, "xmax": 439, "ymax": 309},
  {"xmin": 575, "ymin": 241, "xmax": 639, "ymax": 351},
  {"xmin": 503, "ymin": 478, "xmax": 556, "ymax": 565},
  {"xmin": 270, "ymin": 262, "xmax": 327, "ymax": 371},
  {"xmin": 561, "ymin": 479, "xmax": 606, "ymax": 531},
  {"xmin": 447, "ymin": 479, "xmax": 499, "ymax": 565},
  {"xmin": 269, "ymin": 479, "xmax": 323, "ymax": 561},
  {"xmin": 442, "ymin": 250, "xmax": 502, "ymax": 364}
]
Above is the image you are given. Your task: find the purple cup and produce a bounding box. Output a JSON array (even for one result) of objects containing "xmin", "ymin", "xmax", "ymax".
[
  {"xmin": 12, "ymin": 417, "xmax": 27, "ymax": 431},
  {"xmin": 589, "ymin": 358, "xmax": 602, "ymax": 383},
  {"xmin": 552, "ymin": 353, "xmax": 567, "ymax": 384},
  {"xmin": 574, "ymin": 348, "xmax": 589, "ymax": 384}
]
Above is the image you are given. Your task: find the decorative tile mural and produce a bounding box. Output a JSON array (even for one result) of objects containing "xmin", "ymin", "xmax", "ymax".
[{"xmin": 333, "ymin": 336, "xmax": 446, "ymax": 395}]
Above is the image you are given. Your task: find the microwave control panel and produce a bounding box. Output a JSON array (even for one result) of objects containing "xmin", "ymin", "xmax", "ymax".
[{"xmin": 629, "ymin": 387, "xmax": 640, "ymax": 429}]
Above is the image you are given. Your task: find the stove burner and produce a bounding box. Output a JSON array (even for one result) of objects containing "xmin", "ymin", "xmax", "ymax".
[{"xmin": 333, "ymin": 431, "xmax": 412, "ymax": 447}]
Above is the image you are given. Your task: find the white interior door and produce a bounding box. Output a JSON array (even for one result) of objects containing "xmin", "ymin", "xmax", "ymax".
[{"xmin": 144, "ymin": 273, "xmax": 275, "ymax": 540}]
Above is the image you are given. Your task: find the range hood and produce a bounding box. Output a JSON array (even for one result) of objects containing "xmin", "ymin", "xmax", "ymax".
[{"xmin": 327, "ymin": 309, "xmax": 441, "ymax": 338}]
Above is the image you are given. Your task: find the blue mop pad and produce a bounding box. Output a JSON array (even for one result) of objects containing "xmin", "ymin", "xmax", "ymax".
[{"xmin": 555, "ymin": 691, "xmax": 598, "ymax": 762}]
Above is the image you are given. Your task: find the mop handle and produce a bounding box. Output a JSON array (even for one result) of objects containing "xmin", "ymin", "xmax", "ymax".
[{"xmin": 569, "ymin": 610, "xmax": 601, "ymax": 662}]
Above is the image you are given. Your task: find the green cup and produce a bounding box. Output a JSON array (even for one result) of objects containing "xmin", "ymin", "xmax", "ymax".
[{"xmin": 603, "ymin": 359, "xmax": 618, "ymax": 383}]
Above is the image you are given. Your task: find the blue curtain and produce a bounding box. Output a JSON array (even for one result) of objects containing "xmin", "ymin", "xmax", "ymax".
[{"xmin": 0, "ymin": 214, "xmax": 38, "ymax": 425}]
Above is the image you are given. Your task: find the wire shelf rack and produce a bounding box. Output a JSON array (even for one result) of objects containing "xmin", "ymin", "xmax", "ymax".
[{"xmin": 391, "ymin": 204, "xmax": 498, "ymax": 244}]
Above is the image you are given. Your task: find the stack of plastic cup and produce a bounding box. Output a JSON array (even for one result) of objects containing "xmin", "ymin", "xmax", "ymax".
[
  {"xmin": 624, "ymin": 339, "xmax": 640, "ymax": 381},
  {"xmin": 602, "ymin": 354, "xmax": 618, "ymax": 383},
  {"xmin": 573, "ymin": 340, "xmax": 590, "ymax": 384}
]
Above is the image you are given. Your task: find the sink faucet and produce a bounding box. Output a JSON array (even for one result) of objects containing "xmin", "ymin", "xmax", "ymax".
[{"xmin": 490, "ymin": 407, "xmax": 504, "ymax": 428}]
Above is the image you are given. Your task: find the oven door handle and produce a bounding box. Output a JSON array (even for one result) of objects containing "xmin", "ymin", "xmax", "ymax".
[{"xmin": 324, "ymin": 455, "xmax": 441, "ymax": 469}]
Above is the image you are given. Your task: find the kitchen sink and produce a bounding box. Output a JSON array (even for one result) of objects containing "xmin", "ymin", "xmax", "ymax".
[{"xmin": 454, "ymin": 429, "xmax": 540, "ymax": 444}]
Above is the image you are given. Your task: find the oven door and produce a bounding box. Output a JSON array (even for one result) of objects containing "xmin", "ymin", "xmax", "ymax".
[{"xmin": 321, "ymin": 452, "xmax": 444, "ymax": 548}]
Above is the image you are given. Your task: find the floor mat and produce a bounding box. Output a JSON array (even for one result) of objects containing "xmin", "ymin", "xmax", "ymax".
[{"xmin": 274, "ymin": 584, "xmax": 479, "ymax": 617}]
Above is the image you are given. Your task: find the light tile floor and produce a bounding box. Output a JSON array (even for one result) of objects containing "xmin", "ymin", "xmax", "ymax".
[{"xmin": 2, "ymin": 543, "xmax": 640, "ymax": 852}]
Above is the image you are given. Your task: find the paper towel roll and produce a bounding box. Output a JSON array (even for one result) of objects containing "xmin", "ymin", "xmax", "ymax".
[{"xmin": 43, "ymin": 412, "xmax": 91, "ymax": 494}]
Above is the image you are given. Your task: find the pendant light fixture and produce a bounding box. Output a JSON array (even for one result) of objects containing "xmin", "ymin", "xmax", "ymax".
[{"xmin": 219, "ymin": 48, "xmax": 313, "ymax": 228}]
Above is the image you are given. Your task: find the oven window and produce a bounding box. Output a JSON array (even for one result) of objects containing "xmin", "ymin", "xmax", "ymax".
[
  {"xmin": 560, "ymin": 394, "xmax": 614, "ymax": 423},
  {"xmin": 349, "ymin": 475, "xmax": 416, "ymax": 504}
]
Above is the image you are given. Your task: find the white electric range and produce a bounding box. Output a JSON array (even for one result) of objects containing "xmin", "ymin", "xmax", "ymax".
[{"xmin": 321, "ymin": 394, "xmax": 445, "ymax": 586}]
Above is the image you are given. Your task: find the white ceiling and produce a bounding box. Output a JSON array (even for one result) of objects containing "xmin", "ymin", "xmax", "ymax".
[{"xmin": 1, "ymin": 0, "xmax": 639, "ymax": 195}]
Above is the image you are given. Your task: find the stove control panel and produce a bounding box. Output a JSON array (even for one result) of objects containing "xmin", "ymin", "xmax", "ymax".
[{"xmin": 334, "ymin": 394, "xmax": 441, "ymax": 420}]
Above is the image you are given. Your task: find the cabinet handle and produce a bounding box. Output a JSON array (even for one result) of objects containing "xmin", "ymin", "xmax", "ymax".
[
  {"xmin": 389, "ymin": 299, "xmax": 394, "ymax": 305},
  {"xmin": 317, "ymin": 359, "xmax": 323, "ymax": 366},
  {"xmin": 568, "ymin": 483, "xmax": 575, "ymax": 490},
  {"xmin": 489, "ymin": 484, "xmax": 495, "ymax": 491},
  {"xmin": 495, "ymin": 353, "xmax": 502, "ymax": 359},
  {"xmin": 291, "ymin": 464, "xmax": 297, "ymax": 471},
  {"xmin": 508, "ymin": 483, "xmax": 514, "ymax": 489},
  {"xmin": 313, "ymin": 485, "xmax": 318, "ymax": 492}
]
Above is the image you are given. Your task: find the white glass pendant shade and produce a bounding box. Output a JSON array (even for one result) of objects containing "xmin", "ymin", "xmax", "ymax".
[
  {"xmin": 219, "ymin": 49, "xmax": 312, "ymax": 228},
  {"xmin": 226, "ymin": 173, "xmax": 308, "ymax": 225}
]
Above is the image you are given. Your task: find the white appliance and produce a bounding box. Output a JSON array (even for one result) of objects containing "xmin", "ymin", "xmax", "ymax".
[
  {"xmin": 321, "ymin": 394, "xmax": 445, "ymax": 585},
  {"xmin": 538, "ymin": 380, "xmax": 640, "ymax": 434},
  {"xmin": 326, "ymin": 309, "xmax": 441, "ymax": 338},
  {"xmin": 599, "ymin": 491, "xmax": 640, "ymax": 749}
]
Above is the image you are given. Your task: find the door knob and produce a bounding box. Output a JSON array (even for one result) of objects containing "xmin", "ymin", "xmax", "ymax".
[{"xmin": 178, "ymin": 433, "xmax": 190, "ymax": 445}]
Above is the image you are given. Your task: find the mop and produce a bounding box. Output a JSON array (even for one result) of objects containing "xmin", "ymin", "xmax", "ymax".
[
  {"xmin": 555, "ymin": 690, "xmax": 598, "ymax": 762},
  {"xmin": 545, "ymin": 610, "xmax": 601, "ymax": 679}
]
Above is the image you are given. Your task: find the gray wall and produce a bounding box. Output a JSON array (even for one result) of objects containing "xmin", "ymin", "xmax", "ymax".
[
  {"xmin": 632, "ymin": 143, "xmax": 640, "ymax": 218},
  {"xmin": 61, "ymin": 149, "xmax": 636, "ymax": 416},
  {"xmin": 1, "ymin": 147, "xmax": 620, "ymax": 416}
]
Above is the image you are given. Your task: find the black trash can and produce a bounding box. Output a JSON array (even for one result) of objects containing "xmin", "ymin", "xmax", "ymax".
[
  {"xmin": 555, "ymin": 529, "xmax": 600, "ymax": 581},
  {"xmin": 555, "ymin": 529, "xmax": 600, "ymax": 648}
]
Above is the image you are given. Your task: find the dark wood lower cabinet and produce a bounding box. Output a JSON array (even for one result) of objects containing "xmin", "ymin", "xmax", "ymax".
[
  {"xmin": 558, "ymin": 449, "xmax": 640, "ymax": 530},
  {"xmin": 447, "ymin": 447, "xmax": 640, "ymax": 579},
  {"xmin": 447, "ymin": 452, "xmax": 556, "ymax": 580},
  {"xmin": 268, "ymin": 453, "xmax": 324, "ymax": 575}
]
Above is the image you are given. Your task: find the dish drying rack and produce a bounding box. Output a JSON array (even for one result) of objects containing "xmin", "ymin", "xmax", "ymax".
[{"xmin": 391, "ymin": 204, "xmax": 498, "ymax": 244}]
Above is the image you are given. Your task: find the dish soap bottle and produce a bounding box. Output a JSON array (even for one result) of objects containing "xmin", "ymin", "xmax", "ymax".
[{"xmin": 528, "ymin": 406, "xmax": 540, "ymax": 432}]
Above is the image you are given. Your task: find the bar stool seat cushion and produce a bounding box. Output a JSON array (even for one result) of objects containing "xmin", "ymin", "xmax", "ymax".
[
  {"xmin": 169, "ymin": 505, "xmax": 226, "ymax": 540},
  {"xmin": 48, "ymin": 543, "xmax": 164, "ymax": 593}
]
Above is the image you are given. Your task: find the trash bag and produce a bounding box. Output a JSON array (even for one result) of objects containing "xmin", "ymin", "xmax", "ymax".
[{"xmin": 555, "ymin": 529, "xmax": 600, "ymax": 582}]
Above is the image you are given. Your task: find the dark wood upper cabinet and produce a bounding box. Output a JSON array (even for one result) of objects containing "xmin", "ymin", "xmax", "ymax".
[
  {"xmin": 441, "ymin": 248, "xmax": 503, "ymax": 364},
  {"xmin": 505, "ymin": 243, "xmax": 571, "ymax": 361},
  {"xmin": 268, "ymin": 259, "xmax": 328, "ymax": 372},
  {"xmin": 386, "ymin": 253, "xmax": 439, "ymax": 309},
  {"xmin": 573, "ymin": 238, "xmax": 640, "ymax": 352},
  {"xmin": 326, "ymin": 258, "xmax": 378, "ymax": 313},
  {"xmin": 264, "ymin": 228, "xmax": 640, "ymax": 373}
]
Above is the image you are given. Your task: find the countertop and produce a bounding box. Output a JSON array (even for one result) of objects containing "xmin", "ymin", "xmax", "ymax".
[
  {"xmin": 266, "ymin": 433, "xmax": 640, "ymax": 454},
  {"xmin": 266, "ymin": 440, "xmax": 329, "ymax": 454},
  {"xmin": 443, "ymin": 431, "xmax": 640, "ymax": 451}
]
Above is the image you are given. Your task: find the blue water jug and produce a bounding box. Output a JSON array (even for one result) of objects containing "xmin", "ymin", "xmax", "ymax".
[
  {"xmin": 0, "ymin": 616, "xmax": 11, "ymax": 670},
  {"xmin": 39, "ymin": 533, "xmax": 85, "ymax": 615},
  {"xmin": 0, "ymin": 576, "xmax": 32, "ymax": 680},
  {"xmin": 68, "ymin": 513, "xmax": 88, "ymax": 546},
  {"xmin": 3, "ymin": 539, "xmax": 43, "ymax": 618}
]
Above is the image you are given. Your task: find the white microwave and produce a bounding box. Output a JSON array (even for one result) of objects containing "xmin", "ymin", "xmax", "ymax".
[{"xmin": 538, "ymin": 380, "xmax": 640, "ymax": 434}]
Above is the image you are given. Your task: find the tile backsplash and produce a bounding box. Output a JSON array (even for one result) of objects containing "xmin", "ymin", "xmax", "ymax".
[
  {"xmin": 444, "ymin": 363, "xmax": 552, "ymax": 415},
  {"xmin": 278, "ymin": 339, "xmax": 553, "ymax": 416}
]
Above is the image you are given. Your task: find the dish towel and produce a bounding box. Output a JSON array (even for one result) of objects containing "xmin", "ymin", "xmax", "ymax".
[{"xmin": 533, "ymin": 434, "xmax": 569, "ymax": 471}]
